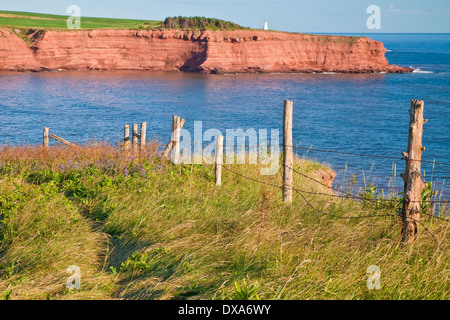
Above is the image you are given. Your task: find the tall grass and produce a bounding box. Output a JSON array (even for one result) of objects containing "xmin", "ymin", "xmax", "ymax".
[{"xmin": 0, "ymin": 142, "xmax": 448, "ymax": 300}]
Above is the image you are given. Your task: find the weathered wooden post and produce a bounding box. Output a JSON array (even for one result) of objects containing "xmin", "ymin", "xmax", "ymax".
[
  {"xmin": 43, "ymin": 127, "xmax": 50, "ymax": 149},
  {"xmin": 283, "ymin": 100, "xmax": 294, "ymax": 204},
  {"xmin": 132, "ymin": 124, "xmax": 138, "ymax": 155},
  {"xmin": 124, "ymin": 124, "xmax": 131, "ymax": 152},
  {"xmin": 140, "ymin": 121, "xmax": 147, "ymax": 154},
  {"xmin": 163, "ymin": 116, "xmax": 185, "ymax": 158},
  {"xmin": 172, "ymin": 116, "xmax": 181, "ymax": 164},
  {"xmin": 215, "ymin": 135, "xmax": 224, "ymax": 187},
  {"xmin": 401, "ymin": 99, "xmax": 426, "ymax": 243}
]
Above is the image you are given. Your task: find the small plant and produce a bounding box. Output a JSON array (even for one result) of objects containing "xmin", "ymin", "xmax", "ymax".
[
  {"xmin": 360, "ymin": 183, "xmax": 379, "ymax": 202},
  {"xmin": 120, "ymin": 247, "xmax": 167, "ymax": 274},
  {"xmin": 120, "ymin": 252, "xmax": 152, "ymax": 273},
  {"xmin": 1, "ymin": 289, "xmax": 12, "ymax": 300},
  {"xmin": 109, "ymin": 266, "xmax": 118, "ymax": 276},
  {"xmin": 421, "ymin": 182, "xmax": 437, "ymax": 213},
  {"xmin": 233, "ymin": 279, "xmax": 260, "ymax": 300}
]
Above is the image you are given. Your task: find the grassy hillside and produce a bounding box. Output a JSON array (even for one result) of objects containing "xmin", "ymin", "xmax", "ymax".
[
  {"xmin": 0, "ymin": 142, "xmax": 448, "ymax": 300},
  {"xmin": 0, "ymin": 10, "xmax": 162, "ymax": 30}
]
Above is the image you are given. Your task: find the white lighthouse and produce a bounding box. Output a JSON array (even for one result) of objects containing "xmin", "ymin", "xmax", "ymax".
[{"xmin": 263, "ymin": 20, "xmax": 269, "ymax": 30}]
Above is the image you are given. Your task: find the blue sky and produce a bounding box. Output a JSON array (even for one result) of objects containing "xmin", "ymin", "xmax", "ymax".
[{"xmin": 1, "ymin": 0, "xmax": 449, "ymax": 33}]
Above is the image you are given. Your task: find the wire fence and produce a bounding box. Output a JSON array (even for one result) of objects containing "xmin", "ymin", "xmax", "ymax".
[
  {"xmin": 127, "ymin": 109, "xmax": 450, "ymax": 244},
  {"xmin": 221, "ymin": 161, "xmax": 449, "ymax": 244},
  {"xmin": 222, "ymin": 164, "xmax": 401, "ymax": 220},
  {"xmin": 186, "ymin": 139, "xmax": 449, "ymax": 204},
  {"xmin": 190, "ymin": 141, "xmax": 450, "ymax": 168},
  {"xmin": 223, "ymin": 162, "xmax": 448, "ymax": 217},
  {"xmin": 289, "ymin": 145, "xmax": 450, "ymax": 168}
]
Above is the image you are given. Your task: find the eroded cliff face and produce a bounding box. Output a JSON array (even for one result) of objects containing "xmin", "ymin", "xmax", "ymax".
[
  {"xmin": 0, "ymin": 28, "xmax": 411, "ymax": 73},
  {"xmin": 0, "ymin": 29, "xmax": 41, "ymax": 70}
]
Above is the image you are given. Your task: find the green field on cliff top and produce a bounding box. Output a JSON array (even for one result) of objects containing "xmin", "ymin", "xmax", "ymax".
[{"xmin": 0, "ymin": 10, "xmax": 162, "ymax": 29}]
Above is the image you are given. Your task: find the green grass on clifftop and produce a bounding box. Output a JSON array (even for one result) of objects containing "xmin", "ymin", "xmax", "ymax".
[
  {"xmin": 0, "ymin": 10, "xmax": 162, "ymax": 30},
  {"xmin": 0, "ymin": 142, "xmax": 448, "ymax": 300}
]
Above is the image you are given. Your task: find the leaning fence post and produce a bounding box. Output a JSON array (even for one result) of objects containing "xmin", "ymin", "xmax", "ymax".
[
  {"xmin": 49, "ymin": 134, "xmax": 80, "ymax": 148},
  {"xmin": 124, "ymin": 124, "xmax": 130, "ymax": 152},
  {"xmin": 132, "ymin": 123, "xmax": 138, "ymax": 155},
  {"xmin": 43, "ymin": 127, "xmax": 50, "ymax": 149},
  {"xmin": 140, "ymin": 121, "xmax": 147, "ymax": 154},
  {"xmin": 401, "ymin": 99, "xmax": 426, "ymax": 243},
  {"xmin": 215, "ymin": 135, "xmax": 224, "ymax": 187},
  {"xmin": 283, "ymin": 100, "xmax": 294, "ymax": 204}
]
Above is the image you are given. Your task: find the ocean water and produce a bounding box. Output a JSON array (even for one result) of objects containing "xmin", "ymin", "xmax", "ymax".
[{"xmin": 0, "ymin": 33, "xmax": 449, "ymax": 198}]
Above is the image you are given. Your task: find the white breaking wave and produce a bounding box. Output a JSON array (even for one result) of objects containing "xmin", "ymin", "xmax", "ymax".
[{"xmin": 412, "ymin": 68, "xmax": 433, "ymax": 74}]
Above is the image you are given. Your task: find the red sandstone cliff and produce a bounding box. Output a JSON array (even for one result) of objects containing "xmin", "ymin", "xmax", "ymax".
[
  {"xmin": 0, "ymin": 28, "xmax": 411, "ymax": 74},
  {"xmin": 0, "ymin": 29, "xmax": 42, "ymax": 70}
]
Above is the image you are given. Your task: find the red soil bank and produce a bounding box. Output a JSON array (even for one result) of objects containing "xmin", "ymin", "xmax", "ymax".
[{"xmin": 0, "ymin": 28, "xmax": 412, "ymax": 74}]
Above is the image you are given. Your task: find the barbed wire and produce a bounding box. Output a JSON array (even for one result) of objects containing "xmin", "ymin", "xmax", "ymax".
[
  {"xmin": 421, "ymin": 211, "xmax": 450, "ymax": 223},
  {"xmin": 285, "ymin": 163, "xmax": 448, "ymax": 205},
  {"xmin": 293, "ymin": 186, "xmax": 400, "ymax": 220},
  {"xmin": 184, "ymin": 142, "xmax": 450, "ymax": 171},
  {"xmin": 179, "ymin": 140, "xmax": 450, "ymax": 167},
  {"xmin": 222, "ymin": 163, "xmax": 442, "ymax": 241},
  {"xmin": 412, "ymin": 217, "xmax": 440, "ymax": 244},
  {"xmin": 171, "ymin": 140, "xmax": 449, "ymax": 206},
  {"xmin": 223, "ymin": 164, "xmax": 400, "ymax": 220},
  {"xmin": 221, "ymin": 163, "xmax": 449, "ymax": 223},
  {"xmin": 163, "ymin": 134, "xmax": 450, "ymax": 223},
  {"xmin": 288, "ymin": 144, "xmax": 450, "ymax": 167}
]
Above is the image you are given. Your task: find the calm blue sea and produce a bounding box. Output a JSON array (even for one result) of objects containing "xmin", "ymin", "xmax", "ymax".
[{"xmin": 0, "ymin": 33, "xmax": 449, "ymax": 197}]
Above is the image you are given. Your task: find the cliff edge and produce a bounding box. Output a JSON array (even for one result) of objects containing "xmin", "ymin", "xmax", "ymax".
[{"xmin": 0, "ymin": 28, "xmax": 412, "ymax": 74}]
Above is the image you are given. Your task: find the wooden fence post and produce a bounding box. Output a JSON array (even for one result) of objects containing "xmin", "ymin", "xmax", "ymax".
[
  {"xmin": 43, "ymin": 127, "xmax": 49, "ymax": 149},
  {"xmin": 132, "ymin": 124, "xmax": 138, "ymax": 155},
  {"xmin": 283, "ymin": 100, "xmax": 293, "ymax": 204},
  {"xmin": 124, "ymin": 124, "xmax": 130, "ymax": 152},
  {"xmin": 401, "ymin": 99, "xmax": 426, "ymax": 243},
  {"xmin": 172, "ymin": 116, "xmax": 181, "ymax": 164},
  {"xmin": 140, "ymin": 121, "xmax": 147, "ymax": 154},
  {"xmin": 215, "ymin": 135, "xmax": 224, "ymax": 187},
  {"xmin": 163, "ymin": 116, "xmax": 185, "ymax": 158}
]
